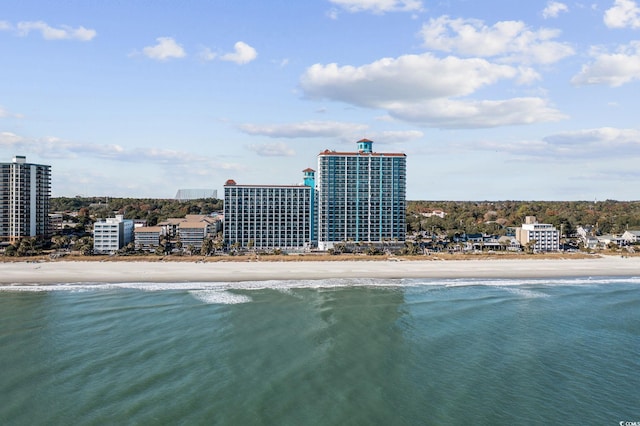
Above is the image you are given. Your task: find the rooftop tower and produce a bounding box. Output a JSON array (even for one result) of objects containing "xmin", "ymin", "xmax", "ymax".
[{"xmin": 357, "ymin": 138, "xmax": 373, "ymax": 153}]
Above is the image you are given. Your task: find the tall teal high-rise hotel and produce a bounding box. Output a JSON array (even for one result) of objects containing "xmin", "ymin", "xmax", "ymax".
[
  {"xmin": 316, "ymin": 139, "xmax": 406, "ymax": 251},
  {"xmin": 224, "ymin": 139, "xmax": 406, "ymax": 251}
]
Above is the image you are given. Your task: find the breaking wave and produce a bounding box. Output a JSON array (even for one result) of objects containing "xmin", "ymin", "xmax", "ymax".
[
  {"xmin": 189, "ymin": 290, "xmax": 252, "ymax": 305},
  {"xmin": 1, "ymin": 275, "xmax": 638, "ymax": 297}
]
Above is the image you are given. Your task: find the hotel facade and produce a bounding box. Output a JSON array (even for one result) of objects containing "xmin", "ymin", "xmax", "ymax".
[
  {"xmin": 223, "ymin": 170, "xmax": 315, "ymax": 250},
  {"xmin": 223, "ymin": 139, "xmax": 406, "ymax": 251},
  {"xmin": 516, "ymin": 216, "xmax": 560, "ymax": 252},
  {"xmin": 0, "ymin": 156, "xmax": 51, "ymax": 244},
  {"xmin": 316, "ymin": 139, "xmax": 406, "ymax": 251}
]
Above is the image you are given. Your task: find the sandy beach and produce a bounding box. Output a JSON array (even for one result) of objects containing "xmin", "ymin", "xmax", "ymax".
[{"xmin": 1, "ymin": 255, "xmax": 639, "ymax": 285}]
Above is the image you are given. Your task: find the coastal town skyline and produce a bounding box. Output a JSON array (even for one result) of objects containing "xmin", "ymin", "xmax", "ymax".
[{"xmin": 2, "ymin": 1, "xmax": 640, "ymax": 200}]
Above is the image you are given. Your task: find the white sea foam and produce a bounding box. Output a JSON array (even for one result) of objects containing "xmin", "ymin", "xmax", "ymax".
[
  {"xmin": 414, "ymin": 276, "xmax": 640, "ymax": 288},
  {"xmin": 1, "ymin": 276, "xmax": 638, "ymax": 293},
  {"xmin": 496, "ymin": 286, "xmax": 550, "ymax": 299},
  {"xmin": 189, "ymin": 290, "xmax": 252, "ymax": 305}
]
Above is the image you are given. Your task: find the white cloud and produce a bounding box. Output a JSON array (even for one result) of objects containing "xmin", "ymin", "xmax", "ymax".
[
  {"xmin": 604, "ymin": 0, "xmax": 640, "ymax": 28},
  {"xmin": 239, "ymin": 121, "xmax": 422, "ymax": 144},
  {"xmin": 419, "ymin": 16, "xmax": 574, "ymax": 65},
  {"xmin": 472, "ymin": 127, "xmax": 640, "ymax": 158},
  {"xmin": 299, "ymin": 53, "xmax": 566, "ymax": 128},
  {"xmin": 239, "ymin": 120, "xmax": 368, "ymax": 138},
  {"xmin": 543, "ymin": 1, "xmax": 569, "ymax": 19},
  {"xmin": 247, "ymin": 142, "xmax": 295, "ymax": 157},
  {"xmin": 1, "ymin": 20, "xmax": 96, "ymax": 41},
  {"xmin": 368, "ymin": 130, "xmax": 423, "ymax": 143},
  {"xmin": 198, "ymin": 47, "xmax": 217, "ymax": 61},
  {"xmin": 0, "ymin": 131, "xmax": 23, "ymax": 145},
  {"xmin": 329, "ymin": 0, "xmax": 423, "ymax": 14},
  {"xmin": 220, "ymin": 41, "xmax": 257, "ymax": 64},
  {"xmin": 515, "ymin": 66, "xmax": 543, "ymax": 84},
  {"xmin": 199, "ymin": 42, "xmax": 258, "ymax": 64},
  {"xmin": 301, "ymin": 53, "xmax": 517, "ymax": 105},
  {"xmin": 142, "ymin": 37, "xmax": 186, "ymax": 61},
  {"xmin": 0, "ymin": 131, "xmax": 244, "ymax": 171},
  {"xmin": 327, "ymin": 8, "xmax": 340, "ymax": 19},
  {"xmin": 1, "ymin": 133, "xmax": 141, "ymax": 160},
  {"xmin": 0, "ymin": 106, "xmax": 23, "ymax": 119},
  {"xmin": 571, "ymin": 41, "xmax": 640, "ymax": 86},
  {"xmin": 387, "ymin": 97, "xmax": 566, "ymax": 128},
  {"xmin": 543, "ymin": 127, "xmax": 640, "ymax": 153}
]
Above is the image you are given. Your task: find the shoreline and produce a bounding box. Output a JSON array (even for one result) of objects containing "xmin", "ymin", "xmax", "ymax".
[{"xmin": 1, "ymin": 255, "xmax": 639, "ymax": 285}]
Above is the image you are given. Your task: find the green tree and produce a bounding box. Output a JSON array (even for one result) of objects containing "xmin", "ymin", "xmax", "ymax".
[
  {"xmin": 333, "ymin": 242, "xmax": 346, "ymax": 254},
  {"xmin": 524, "ymin": 239, "xmax": 537, "ymax": 254},
  {"xmin": 201, "ymin": 237, "xmax": 214, "ymax": 256},
  {"xmin": 366, "ymin": 244, "xmax": 382, "ymax": 255},
  {"xmin": 117, "ymin": 242, "xmax": 136, "ymax": 255},
  {"xmin": 4, "ymin": 244, "xmax": 17, "ymax": 257},
  {"xmin": 51, "ymin": 235, "xmax": 71, "ymax": 250},
  {"xmin": 16, "ymin": 237, "xmax": 36, "ymax": 256},
  {"xmin": 230, "ymin": 242, "xmax": 241, "ymax": 255},
  {"xmin": 402, "ymin": 241, "xmax": 419, "ymax": 255},
  {"xmin": 74, "ymin": 236, "xmax": 94, "ymax": 255},
  {"xmin": 213, "ymin": 233, "xmax": 225, "ymax": 254}
]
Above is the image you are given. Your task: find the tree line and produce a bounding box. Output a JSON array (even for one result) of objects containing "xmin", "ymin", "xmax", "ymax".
[
  {"xmin": 51, "ymin": 197, "xmax": 640, "ymax": 237},
  {"xmin": 51, "ymin": 196, "xmax": 224, "ymax": 226},
  {"xmin": 3, "ymin": 198, "xmax": 639, "ymax": 258},
  {"xmin": 407, "ymin": 200, "xmax": 640, "ymax": 237}
]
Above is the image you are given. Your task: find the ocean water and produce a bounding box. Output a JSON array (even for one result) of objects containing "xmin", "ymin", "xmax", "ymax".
[{"xmin": 1, "ymin": 277, "xmax": 639, "ymax": 426}]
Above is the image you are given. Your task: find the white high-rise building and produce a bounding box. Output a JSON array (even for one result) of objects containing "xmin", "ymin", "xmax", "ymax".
[
  {"xmin": 316, "ymin": 139, "xmax": 406, "ymax": 251},
  {"xmin": 0, "ymin": 156, "xmax": 51, "ymax": 243},
  {"xmin": 93, "ymin": 215, "xmax": 134, "ymax": 254}
]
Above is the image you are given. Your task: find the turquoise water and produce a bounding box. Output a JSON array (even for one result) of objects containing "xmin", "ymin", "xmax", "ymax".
[{"xmin": 1, "ymin": 277, "xmax": 639, "ymax": 425}]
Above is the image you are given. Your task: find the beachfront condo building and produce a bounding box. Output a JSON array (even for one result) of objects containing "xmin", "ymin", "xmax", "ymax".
[
  {"xmin": 316, "ymin": 139, "xmax": 406, "ymax": 251},
  {"xmin": 0, "ymin": 156, "xmax": 51, "ymax": 244},
  {"xmin": 178, "ymin": 220, "xmax": 212, "ymax": 250},
  {"xmin": 516, "ymin": 216, "xmax": 560, "ymax": 252},
  {"xmin": 223, "ymin": 170, "xmax": 315, "ymax": 250},
  {"xmin": 134, "ymin": 226, "xmax": 165, "ymax": 252},
  {"xmin": 93, "ymin": 214, "xmax": 135, "ymax": 254}
]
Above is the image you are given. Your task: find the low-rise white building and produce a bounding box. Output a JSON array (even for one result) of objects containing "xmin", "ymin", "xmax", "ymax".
[
  {"xmin": 49, "ymin": 213, "xmax": 63, "ymax": 234},
  {"xmin": 596, "ymin": 234, "xmax": 626, "ymax": 248},
  {"xmin": 498, "ymin": 236, "xmax": 522, "ymax": 251},
  {"xmin": 515, "ymin": 216, "xmax": 560, "ymax": 252},
  {"xmin": 93, "ymin": 215, "xmax": 134, "ymax": 254},
  {"xmin": 421, "ymin": 210, "xmax": 447, "ymax": 219},
  {"xmin": 621, "ymin": 230, "xmax": 640, "ymax": 244}
]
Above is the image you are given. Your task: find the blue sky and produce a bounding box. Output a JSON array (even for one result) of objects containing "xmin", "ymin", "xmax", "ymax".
[{"xmin": 2, "ymin": 0, "xmax": 640, "ymax": 200}]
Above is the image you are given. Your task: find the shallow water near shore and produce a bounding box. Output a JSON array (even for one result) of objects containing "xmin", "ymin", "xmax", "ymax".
[{"xmin": 1, "ymin": 277, "xmax": 639, "ymax": 425}]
